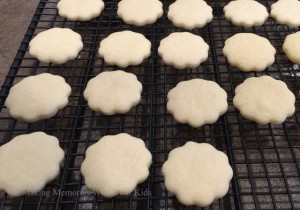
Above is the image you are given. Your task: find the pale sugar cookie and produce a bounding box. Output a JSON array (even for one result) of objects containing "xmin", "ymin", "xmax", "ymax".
[
  {"xmin": 117, "ymin": 0, "xmax": 163, "ymax": 26},
  {"xmin": 99, "ymin": 31, "xmax": 151, "ymax": 67},
  {"xmin": 223, "ymin": 33, "xmax": 276, "ymax": 72},
  {"xmin": 233, "ymin": 76, "xmax": 295, "ymax": 124},
  {"xmin": 81, "ymin": 133, "xmax": 152, "ymax": 197},
  {"xmin": 283, "ymin": 31, "xmax": 300, "ymax": 65},
  {"xmin": 5, "ymin": 73, "xmax": 71, "ymax": 122},
  {"xmin": 29, "ymin": 28, "xmax": 83, "ymax": 64},
  {"xmin": 57, "ymin": 0, "xmax": 105, "ymax": 21},
  {"xmin": 168, "ymin": 0, "xmax": 213, "ymax": 30},
  {"xmin": 271, "ymin": 0, "xmax": 300, "ymax": 27},
  {"xmin": 162, "ymin": 142, "xmax": 233, "ymax": 207},
  {"xmin": 0, "ymin": 132, "xmax": 64, "ymax": 197},
  {"xmin": 224, "ymin": 0, "xmax": 268, "ymax": 27},
  {"xmin": 83, "ymin": 70, "xmax": 142, "ymax": 115},
  {"xmin": 167, "ymin": 78, "xmax": 228, "ymax": 127},
  {"xmin": 158, "ymin": 32, "xmax": 209, "ymax": 69}
]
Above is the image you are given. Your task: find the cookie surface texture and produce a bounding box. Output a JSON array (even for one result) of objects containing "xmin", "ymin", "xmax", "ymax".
[
  {"xmin": 83, "ymin": 70, "xmax": 142, "ymax": 115},
  {"xmin": 223, "ymin": 33, "xmax": 276, "ymax": 72},
  {"xmin": 81, "ymin": 133, "xmax": 152, "ymax": 197},
  {"xmin": 5, "ymin": 73, "xmax": 71, "ymax": 122},
  {"xmin": 117, "ymin": 0, "xmax": 163, "ymax": 26},
  {"xmin": 167, "ymin": 78, "xmax": 228, "ymax": 127},
  {"xmin": 57, "ymin": 0, "xmax": 105, "ymax": 21},
  {"xmin": 0, "ymin": 132, "xmax": 64, "ymax": 197},
  {"xmin": 29, "ymin": 28, "xmax": 83, "ymax": 64},
  {"xmin": 224, "ymin": 0, "xmax": 268, "ymax": 27},
  {"xmin": 158, "ymin": 32, "xmax": 209, "ymax": 69},
  {"xmin": 168, "ymin": 0, "xmax": 213, "ymax": 30},
  {"xmin": 98, "ymin": 30, "xmax": 151, "ymax": 67},
  {"xmin": 162, "ymin": 142, "xmax": 233, "ymax": 207},
  {"xmin": 271, "ymin": 0, "xmax": 300, "ymax": 27},
  {"xmin": 233, "ymin": 76, "xmax": 295, "ymax": 124},
  {"xmin": 283, "ymin": 31, "xmax": 300, "ymax": 65}
]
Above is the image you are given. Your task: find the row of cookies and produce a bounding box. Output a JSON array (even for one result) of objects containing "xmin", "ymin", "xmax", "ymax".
[
  {"xmin": 28, "ymin": 27, "xmax": 300, "ymax": 70},
  {"xmin": 225, "ymin": 0, "xmax": 300, "ymax": 28},
  {"xmin": 5, "ymin": 72, "xmax": 140, "ymax": 122},
  {"xmin": 1, "ymin": 76, "xmax": 293, "ymax": 206},
  {"xmin": 0, "ymin": 131, "xmax": 233, "ymax": 207},
  {"xmin": 2, "ymin": 1, "xmax": 298, "ymax": 207},
  {"xmin": 4, "ymin": 71, "xmax": 296, "ymax": 126},
  {"xmin": 18, "ymin": 23, "xmax": 300, "ymax": 126},
  {"xmin": 56, "ymin": 0, "xmax": 300, "ymax": 28}
]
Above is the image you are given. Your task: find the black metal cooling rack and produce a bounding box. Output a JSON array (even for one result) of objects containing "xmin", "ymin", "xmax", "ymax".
[{"xmin": 1, "ymin": 0, "xmax": 300, "ymax": 209}]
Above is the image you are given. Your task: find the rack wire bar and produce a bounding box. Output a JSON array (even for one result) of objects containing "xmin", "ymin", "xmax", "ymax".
[{"xmin": 1, "ymin": 0, "xmax": 300, "ymax": 209}]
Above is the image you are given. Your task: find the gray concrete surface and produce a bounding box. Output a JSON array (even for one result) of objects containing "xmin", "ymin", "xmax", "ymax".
[{"xmin": 0, "ymin": 0, "xmax": 39, "ymax": 86}]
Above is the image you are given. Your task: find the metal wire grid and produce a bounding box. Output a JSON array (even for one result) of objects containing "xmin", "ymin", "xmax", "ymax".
[{"xmin": 0, "ymin": 0, "xmax": 300, "ymax": 209}]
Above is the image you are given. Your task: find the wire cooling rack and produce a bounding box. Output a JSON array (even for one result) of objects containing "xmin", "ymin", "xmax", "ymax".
[{"xmin": 1, "ymin": 0, "xmax": 300, "ymax": 209}]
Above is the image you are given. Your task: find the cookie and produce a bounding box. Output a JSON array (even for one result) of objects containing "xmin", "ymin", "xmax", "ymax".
[
  {"xmin": 57, "ymin": 0, "xmax": 105, "ymax": 21},
  {"xmin": 0, "ymin": 132, "xmax": 64, "ymax": 197},
  {"xmin": 223, "ymin": 33, "xmax": 276, "ymax": 72},
  {"xmin": 83, "ymin": 70, "xmax": 142, "ymax": 115},
  {"xmin": 5, "ymin": 73, "xmax": 71, "ymax": 122},
  {"xmin": 117, "ymin": 0, "xmax": 163, "ymax": 26},
  {"xmin": 168, "ymin": 0, "xmax": 213, "ymax": 30},
  {"xmin": 233, "ymin": 76, "xmax": 295, "ymax": 124},
  {"xmin": 224, "ymin": 0, "xmax": 268, "ymax": 27},
  {"xmin": 167, "ymin": 79, "xmax": 228, "ymax": 127},
  {"xmin": 29, "ymin": 28, "xmax": 83, "ymax": 64},
  {"xmin": 271, "ymin": 0, "xmax": 300, "ymax": 27},
  {"xmin": 99, "ymin": 30, "xmax": 151, "ymax": 67},
  {"xmin": 81, "ymin": 133, "xmax": 152, "ymax": 197},
  {"xmin": 158, "ymin": 32, "xmax": 209, "ymax": 69},
  {"xmin": 283, "ymin": 31, "xmax": 300, "ymax": 65},
  {"xmin": 162, "ymin": 142, "xmax": 233, "ymax": 207}
]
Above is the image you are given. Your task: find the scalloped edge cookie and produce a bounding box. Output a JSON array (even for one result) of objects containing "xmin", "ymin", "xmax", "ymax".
[
  {"xmin": 162, "ymin": 142, "xmax": 233, "ymax": 207},
  {"xmin": 83, "ymin": 70, "xmax": 142, "ymax": 115},
  {"xmin": 167, "ymin": 78, "xmax": 228, "ymax": 127},
  {"xmin": 81, "ymin": 133, "xmax": 152, "ymax": 197},
  {"xmin": 57, "ymin": 0, "xmax": 105, "ymax": 21},
  {"xmin": 223, "ymin": 33, "xmax": 276, "ymax": 72},
  {"xmin": 168, "ymin": 0, "xmax": 213, "ymax": 30},
  {"xmin": 233, "ymin": 76, "xmax": 295, "ymax": 124},
  {"xmin": 5, "ymin": 73, "xmax": 71, "ymax": 122},
  {"xmin": 224, "ymin": 0, "xmax": 268, "ymax": 27},
  {"xmin": 0, "ymin": 132, "xmax": 64, "ymax": 197},
  {"xmin": 271, "ymin": 0, "xmax": 300, "ymax": 27},
  {"xmin": 158, "ymin": 32, "xmax": 209, "ymax": 69},
  {"xmin": 283, "ymin": 31, "xmax": 300, "ymax": 65},
  {"xmin": 98, "ymin": 30, "xmax": 151, "ymax": 67},
  {"xmin": 29, "ymin": 28, "xmax": 83, "ymax": 64},
  {"xmin": 117, "ymin": 0, "xmax": 163, "ymax": 26}
]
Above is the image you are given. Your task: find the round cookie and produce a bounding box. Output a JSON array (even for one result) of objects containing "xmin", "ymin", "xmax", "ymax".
[
  {"xmin": 233, "ymin": 76, "xmax": 295, "ymax": 124},
  {"xmin": 98, "ymin": 30, "xmax": 151, "ymax": 67},
  {"xmin": 162, "ymin": 142, "xmax": 233, "ymax": 207},
  {"xmin": 57, "ymin": 0, "xmax": 105, "ymax": 21},
  {"xmin": 29, "ymin": 28, "xmax": 83, "ymax": 64},
  {"xmin": 167, "ymin": 78, "xmax": 228, "ymax": 127},
  {"xmin": 283, "ymin": 31, "xmax": 300, "ymax": 65},
  {"xmin": 5, "ymin": 73, "xmax": 71, "ymax": 122},
  {"xmin": 158, "ymin": 32, "xmax": 209, "ymax": 69},
  {"xmin": 117, "ymin": 0, "xmax": 163, "ymax": 26},
  {"xmin": 223, "ymin": 33, "xmax": 276, "ymax": 72},
  {"xmin": 168, "ymin": 0, "xmax": 213, "ymax": 30},
  {"xmin": 0, "ymin": 132, "xmax": 64, "ymax": 197},
  {"xmin": 83, "ymin": 70, "xmax": 142, "ymax": 115},
  {"xmin": 271, "ymin": 0, "xmax": 300, "ymax": 27},
  {"xmin": 81, "ymin": 133, "xmax": 152, "ymax": 197},
  {"xmin": 224, "ymin": 0, "xmax": 268, "ymax": 27}
]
